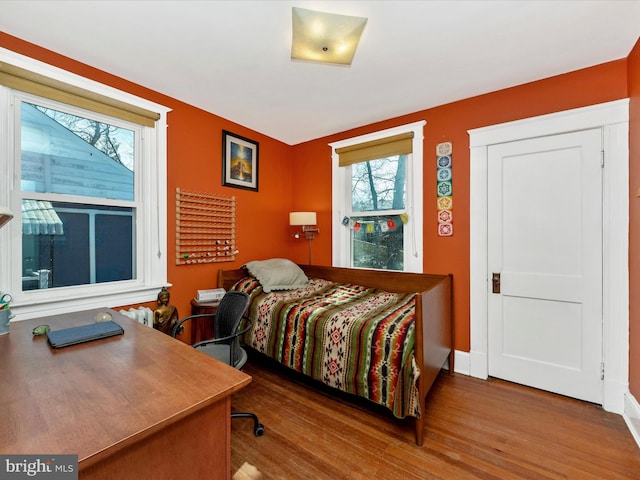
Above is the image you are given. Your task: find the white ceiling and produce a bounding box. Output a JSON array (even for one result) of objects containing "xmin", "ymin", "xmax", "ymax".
[{"xmin": 1, "ymin": 0, "xmax": 639, "ymax": 145}]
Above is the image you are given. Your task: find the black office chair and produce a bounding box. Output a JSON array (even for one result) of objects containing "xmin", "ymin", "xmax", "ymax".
[{"xmin": 172, "ymin": 290, "xmax": 264, "ymax": 436}]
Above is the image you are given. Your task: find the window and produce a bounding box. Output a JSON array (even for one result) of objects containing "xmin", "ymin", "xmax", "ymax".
[
  {"xmin": 21, "ymin": 102, "xmax": 136, "ymax": 290},
  {"xmin": 350, "ymin": 155, "xmax": 406, "ymax": 270},
  {"xmin": 0, "ymin": 52, "xmax": 170, "ymax": 319},
  {"xmin": 330, "ymin": 121, "xmax": 425, "ymax": 272}
]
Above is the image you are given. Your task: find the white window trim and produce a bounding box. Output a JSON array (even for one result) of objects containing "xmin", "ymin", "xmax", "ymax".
[
  {"xmin": 0, "ymin": 48, "xmax": 171, "ymax": 320},
  {"xmin": 330, "ymin": 120, "xmax": 425, "ymax": 273}
]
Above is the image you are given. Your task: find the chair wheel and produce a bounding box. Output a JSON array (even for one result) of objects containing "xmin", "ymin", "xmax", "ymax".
[{"xmin": 254, "ymin": 424, "xmax": 265, "ymax": 436}]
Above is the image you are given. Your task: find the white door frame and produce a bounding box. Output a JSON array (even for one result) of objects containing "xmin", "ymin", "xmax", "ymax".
[{"xmin": 469, "ymin": 99, "xmax": 629, "ymax": 414}]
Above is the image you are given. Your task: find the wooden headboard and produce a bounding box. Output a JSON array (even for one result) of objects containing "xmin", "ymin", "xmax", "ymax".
[{"xmin": 218, "ymin": 264, "xmax": 447, "ymax": 294}]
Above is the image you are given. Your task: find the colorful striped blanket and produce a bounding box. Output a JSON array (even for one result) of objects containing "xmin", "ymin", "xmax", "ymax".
[{"xmin": 231, "ymin": 276, "xmax": 421, "ymax": 418}]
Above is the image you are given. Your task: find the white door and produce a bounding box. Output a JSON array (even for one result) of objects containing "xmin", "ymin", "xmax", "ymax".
[{"xmin": 487, "ymin": 128, "xmax": 603, "ymax": 404}]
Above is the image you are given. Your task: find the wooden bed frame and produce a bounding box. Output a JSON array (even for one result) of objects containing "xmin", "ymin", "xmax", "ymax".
[{"xmin": 217, "ymin": 264, "xmax": 453, "ymax": 446}]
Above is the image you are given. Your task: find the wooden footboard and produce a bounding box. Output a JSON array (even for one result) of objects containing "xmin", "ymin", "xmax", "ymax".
[
  {"xmin": 413, "ymin": 273, "xmax": 453, "ymax": 446},
  {"xmin": 217, "ymin": 264, "xmax": 453, "ymax": 446}
]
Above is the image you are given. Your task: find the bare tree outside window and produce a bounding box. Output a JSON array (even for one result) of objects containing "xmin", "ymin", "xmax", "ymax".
[
  {"xmin": 32, "ymin": 104, "xmax": 134, "ymax": 170},
  {"xmin": 351, "ymin": 155, "xmax": 406, "ymax": 270}
]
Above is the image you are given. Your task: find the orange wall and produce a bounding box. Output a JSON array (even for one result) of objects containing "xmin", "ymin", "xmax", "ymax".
[
  {"xmin": 292, "ymin": 60, "xmax": 629, "ymax": 353},
  {"xmin": 2, "ymin": 32, "xmax": 637, "ymax": 393},
  {"xmin": 629, "ymin": 38, "xmax": 640, "ymax": 399},
  {"xmin": 0, "ymin": 33, "xmax": 295, "ymax": 318}
]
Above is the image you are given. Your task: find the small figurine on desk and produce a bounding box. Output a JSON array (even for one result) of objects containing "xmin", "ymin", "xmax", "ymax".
[{"xmin": 154, "ymin": 286, "xmax": 179, "ymax": 336}]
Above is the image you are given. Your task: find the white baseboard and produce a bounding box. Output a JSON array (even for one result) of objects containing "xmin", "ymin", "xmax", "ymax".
[
  {"xmin": 453, "ymin": 349, "xmax": 470, "ymax": 376},
  {"xmin": 624, "ymin": 391, "xmax": 640, "ymax": 449},
  {"xmin": 603, "ymin": 377, "xmax": 627, "ymax": 415},
  {"xmin": 469, "ymin": 349, "xmax": 488, "ymax": 379}
]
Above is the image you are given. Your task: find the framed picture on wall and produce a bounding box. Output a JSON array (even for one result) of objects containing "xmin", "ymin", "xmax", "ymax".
[{"xmin": 222, "ymin": 130, "xmax": 259, "ymax": 192}]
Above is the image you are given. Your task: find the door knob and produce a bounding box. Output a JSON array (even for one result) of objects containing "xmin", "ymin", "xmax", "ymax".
[{"xmin": 492, "ymin": 273, "xmax": 501, "ymax": 294}]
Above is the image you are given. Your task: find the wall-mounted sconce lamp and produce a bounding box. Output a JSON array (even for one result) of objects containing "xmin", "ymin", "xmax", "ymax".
[
  {"xmin": 0, "ymin": 206, "xmax": 14, "ymax": 229},
  {"xmin": 290, "ymin": 211, "xmax": 319, "ymax": 264}
]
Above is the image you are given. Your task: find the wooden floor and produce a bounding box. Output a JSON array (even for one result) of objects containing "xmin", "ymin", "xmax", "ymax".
[{"xmin": 230, "ymin": 356, "xmax": 640, "ymax": 479}]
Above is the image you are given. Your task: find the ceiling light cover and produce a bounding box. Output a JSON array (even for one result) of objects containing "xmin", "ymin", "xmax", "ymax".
[{"xmin": 291, "ymin": 7, "xmax": 367, "ymax": 66}]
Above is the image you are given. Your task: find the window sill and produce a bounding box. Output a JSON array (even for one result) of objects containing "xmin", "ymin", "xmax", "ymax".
[{"xmin": 8, "ymin": 284, "xmax": 170, "ymax": 321}]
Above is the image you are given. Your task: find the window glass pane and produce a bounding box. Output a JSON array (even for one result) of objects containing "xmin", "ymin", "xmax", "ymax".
[
  {"xmin": 351, "ymin": 215, "xmax": 404, "ymax": 270},
  {"xmin": 21, "ymin": 201, "xmax": 134, "ymax": 290},
  {"xmin": 351, "ymin": 155, "xmax": 405, "ymax": 212},
  {"xmin": 350, "ymin": 154, "xmax": 406, "ymax": 270},
  {"xmin": 95, "ymin": 213, "xmax": 134, "ymax": 282},
  {"xmin": 20, "ymin": 102, "xmax": 135, "ymax": 200},
  {"xmin": 19, "ymin": 99, "xmax": 137, "ymax": 293}
]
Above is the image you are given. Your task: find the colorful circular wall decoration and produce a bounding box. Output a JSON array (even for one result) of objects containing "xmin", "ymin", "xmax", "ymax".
[{"xmin": 436, "ymin": 142, "xmax": 453, "ymax": 236}]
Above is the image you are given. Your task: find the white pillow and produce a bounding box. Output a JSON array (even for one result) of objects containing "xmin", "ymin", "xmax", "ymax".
[{"xmin": 244, "ymin": 258, "xmax": 309, "ymax": 293}]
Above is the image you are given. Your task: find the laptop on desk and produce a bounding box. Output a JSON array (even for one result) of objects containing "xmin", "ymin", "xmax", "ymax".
[{"xmin": 47, "ymin": 320, "xmax": 124, "ymax": 348}]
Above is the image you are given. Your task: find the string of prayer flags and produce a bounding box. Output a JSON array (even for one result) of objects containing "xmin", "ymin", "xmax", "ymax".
[
  {"xmin": 436, "ymin": 142, "xmax": 453, "ymax": 236},
  {"xmin": 341, "ymin": 213, "xmax": 409, "ymax": 232}
]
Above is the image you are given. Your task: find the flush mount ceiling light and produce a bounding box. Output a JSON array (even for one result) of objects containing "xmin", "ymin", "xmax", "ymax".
[{"xmin": 291, "ymin": 7, "xmax": 368, "ymax": 66}]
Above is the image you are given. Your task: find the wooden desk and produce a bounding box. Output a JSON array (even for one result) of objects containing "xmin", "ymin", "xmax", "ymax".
[{"xmin": 0, "ymin": 308, "xmax": 251, "ymax": 480}]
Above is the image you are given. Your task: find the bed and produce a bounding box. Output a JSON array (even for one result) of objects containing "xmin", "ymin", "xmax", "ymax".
[{"xmin": 218, "ymin": 262, "xmax": 453, "ymax": 446}]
